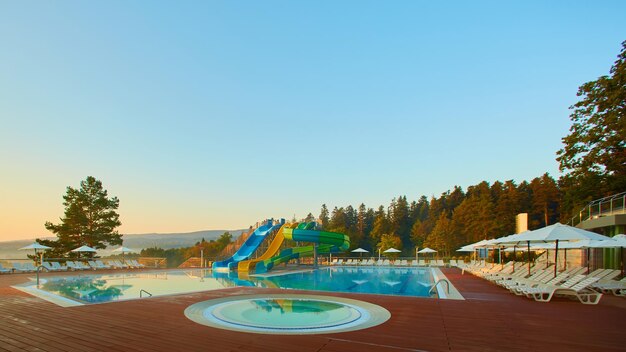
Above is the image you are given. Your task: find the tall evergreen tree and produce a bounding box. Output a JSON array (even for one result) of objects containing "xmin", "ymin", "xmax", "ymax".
[
  {"xmin": 319, "ymin": 204, "xmax": 330, "ymax": 229},
  {"xmin": 424, "ymin": 213, "xmax": 455, "ymax": 255},
  {"xmin": 356, "ymin": 204, "xmax": 367, "ymax": 244},
  {"xmin": 41, "ymin": 176, "xmax": 122, "ymax": 258},
  {"xmin": 493, "ymin": 180, "xmax": 522, "ymax": 235},
  {"xmin": 557, "ymin": 40, "xmax": 626, "ymax": 214},
  {"xmin": 529, "ymin": 173, "xmax": 560, "ymax": 228},
  {"xmin": 369, "ymin": 205, "xmax": 388, "ymax": 249}
]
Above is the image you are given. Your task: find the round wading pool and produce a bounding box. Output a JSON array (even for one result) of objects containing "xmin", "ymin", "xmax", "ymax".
[{"xmin": 184, "ymin": 294, "xmax": 391, "ymax": 334}]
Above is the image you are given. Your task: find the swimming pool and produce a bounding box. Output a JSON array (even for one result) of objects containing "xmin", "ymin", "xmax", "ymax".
[{"xmin": 15, "ymin": 266, "xmax": 461, "ymax": 306}]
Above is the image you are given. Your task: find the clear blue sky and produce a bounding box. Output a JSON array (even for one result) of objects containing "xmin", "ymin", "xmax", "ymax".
[{"xmin": 1, "ymin": 1, "xmax": 624, "ymax": 240}]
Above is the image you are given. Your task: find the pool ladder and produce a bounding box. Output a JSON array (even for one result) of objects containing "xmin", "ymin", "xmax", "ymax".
[
  {"xmin": 429, "ymin": 279, "xmax": 450, "ymax": 298},
  {"xmin": 140, "ymin": 289, "xmax": 153, "ymax": 298}
]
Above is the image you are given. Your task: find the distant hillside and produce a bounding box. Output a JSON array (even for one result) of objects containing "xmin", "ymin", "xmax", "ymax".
[{"xmin": 0, "ymin": 229, "xmax": 246, "ymax": 259}]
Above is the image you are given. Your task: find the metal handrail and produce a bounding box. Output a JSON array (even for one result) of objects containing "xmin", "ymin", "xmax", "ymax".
[
  {"xmin": 140, "ymin": 289, "xmax": 152, "ymax": 298},
  {"xmin": 429, "ymin": 279, "xmax": 450, "ymax": 297},
  {"xmin": 36, "ymin": 265, "xmax": 45, "ymax": 287},
  {"xmin": 570, "ymin": 191, "xmax": 626, "ymax": 226}
]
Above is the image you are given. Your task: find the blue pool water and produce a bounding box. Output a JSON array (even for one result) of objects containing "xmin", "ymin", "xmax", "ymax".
[{"xmin": 27, "ymin": 266, "xmax": 435, "ymax": 305}]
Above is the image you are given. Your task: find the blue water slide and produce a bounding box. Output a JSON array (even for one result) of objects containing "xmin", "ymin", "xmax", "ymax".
[{"xmin": 212, "ymin": 219, "xmax": 282, "ymax": 272}]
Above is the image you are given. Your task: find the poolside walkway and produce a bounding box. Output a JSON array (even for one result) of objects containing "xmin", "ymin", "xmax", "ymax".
[{"xmin": 0, "ymin": 268, "xmax": 624, "ymax": 352}]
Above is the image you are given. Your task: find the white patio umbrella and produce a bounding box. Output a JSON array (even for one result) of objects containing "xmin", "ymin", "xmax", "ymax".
[
  {"xmin": 417, "ymin": 247, "xmax": 437, "ymax": 263},
  {"xmin": 351, "ymin": 248, "xmax": 369, "ymax": 259},
  {"xmin": 71, "ymin": 245, "xmax": 97, "ymax": 259},
  {"xmin": 113, "ymin": 246, "xmax": 137, "ymax": 263},
  {"xmin": 19, "ymin": 242, "xmax": 51, "ymax": 265},
  {"xmin": 456, "ymin": 245, "xmax": 475, "ymax": 252},
  {"xmin": 497, "ymin": 223, "xmax": 612, "ymax": 277},
  {"xmin": 382, "ymin": 248, "xmax": 401, "ymax": 262}
]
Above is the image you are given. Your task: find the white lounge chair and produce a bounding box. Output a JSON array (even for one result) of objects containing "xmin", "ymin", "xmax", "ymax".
[
  {"xmin": 131, "ymin": 259, "xmax": 145, "ymax": 268},
  {"xmin": 87, "ymin": 261, "xmax": 101, "ymax": 270},
  {"xmin": 529, "ymin": 276, "xmax": 602, "ymax": 304},
  {"xmin": 41, "ymin": 262, "xmax": 57, "ymax": 272},
  {"xmin": 51, "ymin": 262, "xmax": 68, "ymax": 271},
  {"xmin": 66, "ymin": 261, "xmax": 86, "ymax": 270},
  {"xmin": 113, "ymin": 260, "xmax": 129, "ymax": 269},
  {"xmin": 410, "ymin": 260, "xmax": 418, "ymax": 266},
  {"xmin": 96, "ymin": 260, "xmax": 111, "ymax": 269},
  {"xmin": 13, "ymin": 262, "xmax": 36, "ymax": 272},
  {"xmin": 510, "ymin": 270, "xmax": 571, "ymax": 296},
  {"xmin": 592, "ymin": 277, "xmax": 626, "ymax": 296},
  {"xmin": 0, "ymin": 263, "xmax": 12, "ymax": 273}
]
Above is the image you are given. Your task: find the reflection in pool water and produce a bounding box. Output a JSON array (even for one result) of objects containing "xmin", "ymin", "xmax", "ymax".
[
  {"xmin": 211, "ymin": 298, "xmax": 362, "ymax": 329},
  {"xmin": 35, "ymin": 266, "xmax": 434, "ymax": 305}
]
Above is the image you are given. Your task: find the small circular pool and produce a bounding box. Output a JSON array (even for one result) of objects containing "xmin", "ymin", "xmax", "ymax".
[{"xmin": 184, "ymin": 294, "xmax": 390, "ymax": 334}]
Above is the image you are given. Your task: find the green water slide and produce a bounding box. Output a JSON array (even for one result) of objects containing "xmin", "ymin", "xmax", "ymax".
[{"xmin": 253, "ymin": 222, "xmax": 349, "ymax": 274}]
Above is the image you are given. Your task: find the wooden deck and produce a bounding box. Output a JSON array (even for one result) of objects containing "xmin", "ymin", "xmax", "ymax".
[{"xmin": 0, "ymin": 268, "xmax": 625, "ymax": 352}]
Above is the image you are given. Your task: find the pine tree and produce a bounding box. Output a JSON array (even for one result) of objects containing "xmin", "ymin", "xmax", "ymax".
[
  {"xmin": 424, "ymin": 213, "xmax": 455, "ymax": 255},
  {"xmin": 529, "ymin": 173, "xmax": 560, "ymax": 228},
  {"xmin": 557, "ymin": 40, "xmax": 626, "ymax": 202},
  {"xmin": 319, "ymin": 204, "xmax": 330, "ymax": 229},
  {"xmin": 369, "ymin": 206, "xmax": 388, "ymax": 249},
  {"xmin": 41, "ymin": 176, "xmax": 122, "ymax": 258}
]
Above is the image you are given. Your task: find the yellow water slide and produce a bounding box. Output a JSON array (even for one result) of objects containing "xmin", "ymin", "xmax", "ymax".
[{"xmin": 237, "ymin": 223, "xmax": 295, "ymax": 273}]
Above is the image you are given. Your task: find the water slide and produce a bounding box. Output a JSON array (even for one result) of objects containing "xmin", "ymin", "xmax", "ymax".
[
  {"xmin": 237, "ymin": 222, "xmax": 316, "ymax": 273},
  {"xmin": 212, "ymin": 219, "xmax": 282, "ymax": 272},
  {"xmin": 252, "ymin": 222, "xmax": 350, "ymax": 274},
  {"xmin": 237, "ymin": 222, "xmax": 294, "ymax": 273}
]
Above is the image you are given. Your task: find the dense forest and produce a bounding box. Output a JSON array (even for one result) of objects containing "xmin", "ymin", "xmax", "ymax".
[{"xmin": 315, "ymin": 173, "xmax": 561, "ymax": 257}]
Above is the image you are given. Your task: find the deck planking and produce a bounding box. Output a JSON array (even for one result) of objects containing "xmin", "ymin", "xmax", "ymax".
[{"xmin": 0, "ymin": 268, "xmax": 624, "ymax": 352}]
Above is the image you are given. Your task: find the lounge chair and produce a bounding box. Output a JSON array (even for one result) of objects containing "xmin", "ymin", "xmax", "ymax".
[
  {"xmin": 330, "ymin": 259, "xmax": 338, "ymax": 266},
  {"xmin": 41, "ymin": 262, "xmax": 57, "ymax": 272},
  {"xmin": 592, "ymin": 277, "xmax": 626, "ymax": 296},
  {"xmin": 410, "ymin": 260, "xmax": 418, "ymax": 266},
  {"xmin": 521, "ymin": 274, "xmax": 585, "ymax": 298},
  {"xmin": 511, "ymin": 271, "xmax": 572, "ymax": 296},
  {"xmin": 0, "ymin": 263, "xmax": 12, "ymax": 273},
  {"xmin": 382, "ymin": 259, "xmax": 391, "ymax": 266},
  {"xmin": 596, "ymin": 269, "xmax": 621, "ymax": 282},
  {"xmin": 113, "ymin": 260, "xmax": 129, "ymax": 269},
  {"xmin": 528, "ymin": 276, "xmax": 602, "ymax": 304},
  {"xmin": 51, "ymin": 262, "xmax": 68, "ymax": 271},
  {"xmin": 418, "ymin": 259, "xmax": 426, "ymax": 266},
  {"xmin": 96, "ymin": 260, "xmax": 111, "ymax": 269},
  {"xmin": 131, "ymin": 260, "xmax": 145, "ymax": 268},
  {"xmin": 13, "ymin": 262, "xmax": 36, "ymax": 272},
  {"xmin": 449, "ymin": 259, "xmax": 458, "ymax": 267},
  {"xmin": 500, "ymin": 269, "xmax": 553, "ymax": 290},
  {"xmin": 336, "ymin": 259, "xmax": 343, "ymax": 266},
  {"xmin": 87, "ymin": 261, "xmax": 101, "ymax": 270},
  {"xmin": 66, "ymin": 261, "xmax": 86, "ymax": 270},
  {"xmin": 399, "ymin": 259, "xmax": 408, "ymax": 266}
]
